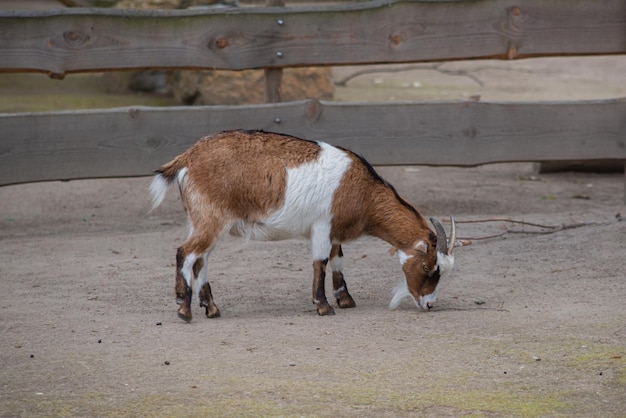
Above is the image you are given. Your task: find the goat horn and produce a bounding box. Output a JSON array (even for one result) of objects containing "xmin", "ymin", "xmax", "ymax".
[
  {"xmin": 448, "ymin": 216, "xmax": 456, "ymax": 256},
  {"xmin": 430, "ymin": 217, "xmax": 449, "ymax": 254}
]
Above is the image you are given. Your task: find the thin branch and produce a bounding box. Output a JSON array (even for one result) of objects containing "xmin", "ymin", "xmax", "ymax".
[
  {"xmin": 334, "ymin": 62, "xmax": 557, "ymax": 89},
  {"xmin": 455, "ymin": 217, "xmax": 561, "ymax": 230},
  {"xmin": 447, "ymin": 216, "xmax": 614, "ymax": 242},
  {"xmin": 445, "ymin": 306, "xmax": 510, "ymax": 312},
  {"xmin": 334, "ymin": 63, "xmax": 485, "ymax": 87},
  {"xmin": 444, "ymin": 302, "xmax": 509, "ymax": 313}
]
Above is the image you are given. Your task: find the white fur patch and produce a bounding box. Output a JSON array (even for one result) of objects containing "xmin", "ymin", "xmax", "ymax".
[
  {"xmin": 310, "ymin": 220, "xmax": 333, "ymax": 261},
  {"xmin": 397, "ymin": 249, "xmax": 413, "ymax": 266},
  {"xmin": 389, "ymin": 250, "xmax": 417, "ymax": 309},
  {"xmin": 389, "ymin": 280, "xmax": 414, "ymax": 310},
  {"xmin": 252, "ymin": 142, "xmax": 353, "ymax": 259},
  {"xmin": 194, "ymin": 251, "xmax": 212, "ymax": 304},
  {"xmin": 181, "ymin": 252, "xmax": 197, "ymax": 288},
  {"xmin": 177, "ymin": 167, "xmax": 188, "ymax": 185},
  {"xmin": 329, "ymin": 253, "xmax": 343, "ymax": 272},
  {"xmin": 436, "ymin": 251, "xmax": 455, "ymax": 277}
]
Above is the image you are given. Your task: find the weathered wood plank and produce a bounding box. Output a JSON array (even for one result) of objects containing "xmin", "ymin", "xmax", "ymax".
[
  {"xmin": 1, "ymin": 99, "xmax": 624, "ymax": 186},
  {"xmin": 0, "ymin": 0, "xmax": 624, "ymax": 75}
]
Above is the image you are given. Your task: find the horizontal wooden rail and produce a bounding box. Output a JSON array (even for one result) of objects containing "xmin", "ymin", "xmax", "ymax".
[
  {"xmin": 1, "ymin": 99, "xmax": 624, "ymax": 186},
  {"xmin": 1, "ymin": 0, "xmax": 625, "ymax": 77}
]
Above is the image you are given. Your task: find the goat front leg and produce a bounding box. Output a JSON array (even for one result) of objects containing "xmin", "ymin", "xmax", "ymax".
[
  {"xmin": 199, "ymin": 282, "xmax": 220, "ymax": 318},
  {"xmin": 330, "ymin": 244, "xmax": 356, "ymax": 309},
  {"xmin": 312, "ymin": 259, "xmax": 335, "ymax": 316}
]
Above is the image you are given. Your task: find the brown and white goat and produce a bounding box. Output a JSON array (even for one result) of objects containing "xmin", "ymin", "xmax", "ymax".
[{"xmin": 149, "ymin": 130, "xmax": 458, "ymax": 322}]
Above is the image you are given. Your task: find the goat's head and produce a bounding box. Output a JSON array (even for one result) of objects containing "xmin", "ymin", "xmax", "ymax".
[{"xmin": 390, "ymin": 217, "xmax": 457, "ymax": 311}]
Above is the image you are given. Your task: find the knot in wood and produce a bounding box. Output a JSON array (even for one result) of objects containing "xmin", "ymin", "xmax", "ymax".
[
  {"xmin": 147, "ymin": 137, "xmax": 160, "ymax": 148},
  {"xmin": 214, "ymin": 38, "xmax": 228, "ymax": 49},
  {"xmin": 389, "ymin": 34, "xmax": 402, "ymax": 46},
  {"xmin": 463, "ymin": 126, "xmax": 478, "ymax": 139},
  {"xmin": 62, "ymin": 30, "xmax": 90, "ymax": 48},
  {"xmin": 501, "ymin": 5, "xmax": 526, "ymax": 39}
]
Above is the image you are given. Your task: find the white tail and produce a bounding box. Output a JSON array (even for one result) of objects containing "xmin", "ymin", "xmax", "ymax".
[{"xmin": 148, "ymin": 174, "xmax": 170, "ymax": 212}]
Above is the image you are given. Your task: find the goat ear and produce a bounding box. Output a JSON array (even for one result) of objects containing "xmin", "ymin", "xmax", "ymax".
[
  {"xmin": 388, "ymin": 246, "xmax": 398, "ymax": 256},
  {"xmin": 414, "ymin": 240, "xmax": 428, "ymax": 255}
]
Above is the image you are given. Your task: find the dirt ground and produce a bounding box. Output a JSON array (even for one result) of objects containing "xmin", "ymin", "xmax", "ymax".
[
  {"xmin": 1, "ymin": 11, "xmax": 625, "ymax": 413},
  {"xmin": 1, "ymin": 161, "xmax": 625, "ymax": 417}
]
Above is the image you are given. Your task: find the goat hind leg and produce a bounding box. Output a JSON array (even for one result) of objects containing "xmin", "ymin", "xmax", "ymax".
[
  {"xmin": 196, "ymin": 253, "xmax": 220, "ymax": 318},
  {"xmin": 173, "ymin": 202, "xmax": 226, "ymax": 322},
  {"xmin": 175, "ymin": 247, "xmax": 197, "ymax": 322}
]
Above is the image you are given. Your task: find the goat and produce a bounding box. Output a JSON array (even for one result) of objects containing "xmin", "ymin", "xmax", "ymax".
[{"xmin": 149, "ymin": 130, "xmax": 459, "ymax": 322}]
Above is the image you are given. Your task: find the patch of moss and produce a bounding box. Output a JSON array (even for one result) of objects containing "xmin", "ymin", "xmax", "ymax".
[
  {"xmin": 4, "ymin": 337, "xmax": 621, "ymax": 417},
  {"xmin": 567, "ymin": 342, "xmax": 626, "ymax": 385}
]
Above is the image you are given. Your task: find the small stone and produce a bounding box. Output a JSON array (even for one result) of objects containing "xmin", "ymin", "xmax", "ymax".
[
  {"xmin": 164, "ymin": 361, "xmax": 170, "ymax": 365},
  {"xmin": 156, "ymin": 322, "xmax": 162, "ymax": 326},
  {"xmin": 288, "ymin": 362, "xmax": 296, "ymax": 367},
  {"xmin": 98, "ymin": 339, "xmax": 102, "ymax": 343}
]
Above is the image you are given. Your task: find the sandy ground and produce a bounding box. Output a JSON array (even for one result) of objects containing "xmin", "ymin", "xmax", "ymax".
[{"xmin": 1, "ymin": 161, "xmax": 625, "ymax": 417}]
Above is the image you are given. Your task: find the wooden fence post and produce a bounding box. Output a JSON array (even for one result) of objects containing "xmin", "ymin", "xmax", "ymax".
[{"xmin": 264, "ymin": 0, "xmax": 286, "ymax": 104}]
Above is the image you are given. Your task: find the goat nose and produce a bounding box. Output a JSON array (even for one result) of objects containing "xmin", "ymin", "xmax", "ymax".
[{"xmin": 426, "ymin": 302, "xmax": 433, "ymax": 311}]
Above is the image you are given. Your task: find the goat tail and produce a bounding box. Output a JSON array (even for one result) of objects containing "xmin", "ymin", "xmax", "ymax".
[{"xmin": 149, "ymin": 156, "xmax": 188, "ymax": 212}]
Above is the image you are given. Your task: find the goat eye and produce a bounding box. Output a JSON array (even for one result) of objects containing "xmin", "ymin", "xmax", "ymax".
[{"xmin": 422, "ymin": 262, "xmax": 430, "ymax": 273}]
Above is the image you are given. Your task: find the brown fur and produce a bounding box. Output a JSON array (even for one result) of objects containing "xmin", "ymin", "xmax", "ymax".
[
  {"xmin": 160, "ymin": 130, "xmax": 322, "ymax": 257},
  {"xmin": 330, "ymin": 150, "xmax": 438, "ymax": 271}
]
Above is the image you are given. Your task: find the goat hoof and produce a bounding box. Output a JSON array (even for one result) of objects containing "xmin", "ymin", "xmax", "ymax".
[
  {"xmin": 316, "ymin": 303, "xmax": 335, "ymax": 316},
  {"xmin": 337, "ymin": 294, "xmax": 356, "ymax": 309},
  {"xmin": 177, "ymin": 312, "xmax": 192, "ymax": 323},
  {"xmin": 205, "ymin": 304, "xmax": 220, "ymax": 318},
  {"xmin": 177, "ymin": 306, "xmax": 192, "ymax": 323}
]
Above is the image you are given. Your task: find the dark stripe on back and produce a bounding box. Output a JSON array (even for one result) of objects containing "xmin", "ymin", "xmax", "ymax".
[
  {"xmin": 236, "ymin": 129, "xmax": 319, "ymax": 147},
  {"xmin": 340, "ymin": 147, "xmax": 422, "ymax": 220}
]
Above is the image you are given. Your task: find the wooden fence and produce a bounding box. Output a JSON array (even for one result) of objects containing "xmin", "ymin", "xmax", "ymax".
[{"xmin": 0, "ymin": 0, "xmax": 625, "ymax": 189}]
